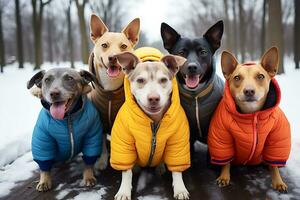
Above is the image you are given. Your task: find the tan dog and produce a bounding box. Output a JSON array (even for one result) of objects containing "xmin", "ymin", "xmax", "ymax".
[
  {"xmin": 208, "ymin": 47, "xmax": 291, "ymax": 193},
  {"xmin": 88, "ymin": 14, "xmax": 140, "ymax": 170}
]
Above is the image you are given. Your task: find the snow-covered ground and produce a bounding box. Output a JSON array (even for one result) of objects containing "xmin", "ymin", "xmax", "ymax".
[{"xmin": 0, "ymin": 59, "xmax": 299, "ymax": 199}]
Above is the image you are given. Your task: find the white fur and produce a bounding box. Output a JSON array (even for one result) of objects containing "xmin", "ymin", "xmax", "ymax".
[
  {"xmin": 98, "ymin": 67, "xmax": 125, "ymax": 91},
  {"xmin": 115, "ymin": 169, "xmax": 132, "ymax": 200},
  {"xmin": 172, "ymin": 172, "xmax": 189, "ymax": 200}
]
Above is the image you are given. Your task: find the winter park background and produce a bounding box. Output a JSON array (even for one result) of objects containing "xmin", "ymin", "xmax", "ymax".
[{"xmin": 0, "ymin": 0, "xmax": 300, "ymax": 199}]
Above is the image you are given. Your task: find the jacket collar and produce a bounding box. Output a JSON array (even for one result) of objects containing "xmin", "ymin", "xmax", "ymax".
[{"xmin": 223, "ymin": 78, "xmax": 281, "ymax": 118}]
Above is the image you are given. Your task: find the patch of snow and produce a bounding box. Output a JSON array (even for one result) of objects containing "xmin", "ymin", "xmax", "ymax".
[
  {"xmin": 137, "ymin": 195, "xmax": 168, "ymax": 200},
  {"xmin": 70, "ymin": 187, "xmax": 106, "ymax": 200},
  {"xmin": 137, "ymin": 171, "xmax": 153, "ymax": 192}
]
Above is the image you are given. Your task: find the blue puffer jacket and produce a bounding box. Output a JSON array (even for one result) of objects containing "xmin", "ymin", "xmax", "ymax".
[{"xmin": 32, "ymin": 96, "xmax": 103, "ymax": 163}]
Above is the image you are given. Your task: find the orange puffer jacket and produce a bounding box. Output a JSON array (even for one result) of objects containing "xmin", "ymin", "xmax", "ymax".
[{"xmin": 208, "ymin": 79, "xmax": 291, "ymax": 167}]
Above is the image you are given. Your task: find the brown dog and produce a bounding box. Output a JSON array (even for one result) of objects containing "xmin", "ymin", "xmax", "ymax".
[
  {"xmin": 208, "ymin": 47, "xmax": 291, "ymax": 193},
  {"xmin": 88, "ymin": 14, "xmax": 140, "ymax": 170}
]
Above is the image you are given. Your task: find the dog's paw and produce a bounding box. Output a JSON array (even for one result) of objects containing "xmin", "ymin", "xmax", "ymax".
[
  {"xmin": 95, "ymin": 154, "xmax": 108, "ymax": 171},
  {"xmin": 216, "ymin": 175, "xmax": 230, "ymax": 187},
  {"xmin": 83, "ymin": 175, "xmax": 97, "ymax": 187},
  {"xmin": 36, "ymin": 180, "xmax": 52, "ymax": 192},
  {"xmin": 173, "ymin": 188, "xmax": 189, "ymax": 200},
  {"xmin": 272, "ymin": 180, "xmax": 288, "ymax": 193},
  {"xmin": 114, "ymin": 192, "xmax": 131, "ymax": 200}
]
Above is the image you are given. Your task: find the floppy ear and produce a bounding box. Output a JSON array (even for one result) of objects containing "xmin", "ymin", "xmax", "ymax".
[
  {"xmin": 27, "ymin": 70, "xmax": 45, "ymax": 89},
  {"xmin": 161, "ymin": 55, "xmax": 186, "ymax": 78},
  {"xmin": 160, "ymin": 22, "xmax": 181, "ymax": 52},
  {"xmin": 260, "ymin": 46, "xmax": 279, "ymax": 77},
  {"xmin": 221, "ymin": 51, "xmax": 239, "ymax": 79},
  {"xmin": 203, "ymin": 20, "xmax": 224, "ymax": 53},
  {"xmin": 122, "ymin": 18, "xmax": 140, "ymax": 47},
  {"xmin": 90, "ymin": 14, "xmax": 108, "ymax": 43},
  {"xmin": 79, "ymin": 70, "xmax": 100, "ymax": 93},
  {"xmin": 114, "ymin": 52, "xmax": 140, "ymax": 75}
]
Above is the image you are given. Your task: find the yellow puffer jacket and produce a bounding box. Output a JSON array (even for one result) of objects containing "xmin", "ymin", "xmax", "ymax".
[{"xmin": 110, "ymin": 76, "xmax": 190, "ymax": 172}]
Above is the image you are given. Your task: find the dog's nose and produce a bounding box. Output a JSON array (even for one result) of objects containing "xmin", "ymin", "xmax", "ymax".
[
  {"xmin": 187, "ymin": 63, "xmax": 198, "ymax": 73},
  {"xmin": 50, "ymin": 90, "xmax": 61, "ymax": 99},
  {"xmin": 148, "ymin": 93, "xmax": 160, "ymax": 105},
  {"xmin": 108, "ymin": 55, "xmax": 117, "ymax": 64},
  {"xmin": 243, "ymin": 88, "xmax": 255, "ymax": 97}
]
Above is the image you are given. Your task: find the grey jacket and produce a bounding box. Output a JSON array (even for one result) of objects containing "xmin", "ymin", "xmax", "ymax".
[{"xmin": 178, "ymin": 62, "xmax": 224, "ymax": 143}]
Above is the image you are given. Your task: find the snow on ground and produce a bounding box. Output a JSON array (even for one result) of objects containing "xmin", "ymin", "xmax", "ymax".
[{"xmin": 0, "ymin": 59, "xmax": 299, "ymax": 199}]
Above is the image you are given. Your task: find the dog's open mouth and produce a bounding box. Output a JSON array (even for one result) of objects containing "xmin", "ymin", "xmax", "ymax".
[
  {"xmin": 107, "ymin": 66, "xmax": 121, "ymax": 78},
  {"xmin": 184, "ymin": 74, "xmax": 203, "ymax": 89},
  {"xmin": 50, "ymin": 98, "xmax": 73, "ymax": 120}
]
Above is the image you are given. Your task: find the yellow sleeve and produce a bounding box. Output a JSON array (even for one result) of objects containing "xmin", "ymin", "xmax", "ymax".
[
  {"xmin": 164, "ymin": 114, "xmax": 191, "ymax": 172},
  {"xmin": 110, "ymin": 107, "xmax": 137, "ymax": 170}
]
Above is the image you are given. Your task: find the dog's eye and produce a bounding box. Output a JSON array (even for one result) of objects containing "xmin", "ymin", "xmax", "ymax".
[
  {"xmin": 159, "ymin": 77, "xmax": 168, "ymax": 84},
  {"xmin": 65, "ymin": 76, "xmax": 74, "ymax": 81},
  {"xmin": 199, "ymin": 50, "xmax": 208, "ymax": 56},
  {"xmin": 136, "ymin": 78, "xmax": 145, "ymax": 84},
  {"xmin": 121, "ymin": 44, "xmax": 127, "ymax": 49},
  {"xmin": 178, "ymin": 50, "xmax": 186, "ymax": 57},
  {"xmin": 101, "ymin": 43, "xmax": 108, "ymax": 48},
  {"xmin": 234, "ymin": 75, "xmax": 240, "ymax": 81},
  {"xmin": 257, "ymin": 74, "xmax": 265, "ymax": 80},
  {"xmin": 44, "ymin": 78, "xmax": 50, "ymax": 83}
]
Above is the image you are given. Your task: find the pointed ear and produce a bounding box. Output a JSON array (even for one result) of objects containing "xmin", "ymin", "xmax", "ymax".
[
  {"xmin": 160, "ymin": 22, "xmax": 181, "ymax": 52},
  {"xmin": 27, "ymin": 70, "xmax": 45, "ymax": 89},
  {"xmin": 90, "ymin": 14, "xmax": 108, "ymax": 43},
  {"xmin": 221, "ymin": 51, "xmax": 239, "ymax": 79},
  {"xmin": 114, "ymin": 52, "xmax": 140, "ymax": 75},
  {"xmin": 161, "ymin": 55, "xmax": 186, "ymax": 78},
  {"xmin": 260, "ymin": 47, "xmax": 279, "ymax": 77},
  {"xmin": 203, "ymin": 20, "xmax": 224, "ymax": 53},
  {"xmin": 122, "ymin": 18, "xmax": 140, "ymax": 47}
]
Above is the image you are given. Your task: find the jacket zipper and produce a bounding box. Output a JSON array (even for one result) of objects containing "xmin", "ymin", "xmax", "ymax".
[
  {"xmin": 67, "ymin": 115, "xmax": 75, "ymax": 161},
  {"xmin": 147, "ymin": 122, "xmax": 160, "ymax": 166},
  {"xmin": 244, "ymin": 114, "xmax": 258, "ymax": 165},
  {"xmin": 108, "ymin": 100, "xmax": 112, "ymax": 128},
  {"xmin": 195, "ymin": 97, "xmax": 202, "ymax": 137}
]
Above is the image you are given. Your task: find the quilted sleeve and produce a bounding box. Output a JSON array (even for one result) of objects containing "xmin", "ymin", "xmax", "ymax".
[
  {"xmin": 263, "ymin": 109, "xmax": 291, "ymax": 166},
  {"xmin": 208, "ymin": 103, "xmax": 234, "ymax": 165},
  {"xmin": 110, "ymin": 106, "xmax": 137, "ymax": 170}
]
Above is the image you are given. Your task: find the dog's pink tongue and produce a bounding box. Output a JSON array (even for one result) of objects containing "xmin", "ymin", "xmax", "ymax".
[
  {"xmin": 50, "ymin": 103, "xmax": 66, "ymax": 120},
  {"xmin": 185, "ymin": 75, "xmax": 200, "ymax": 88},
  {"xmin": 107, "ymin": 67, "xmax": 120, "ymax": 77}
]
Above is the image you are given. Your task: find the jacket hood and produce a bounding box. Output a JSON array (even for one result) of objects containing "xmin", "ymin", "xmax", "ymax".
[
  {"xmin": 123, "ymin": 77, "xmax": 181, "ymax": 123},
  {"xmin": 223, "ymin": 78, "xmax": 281, "ymax": 118}
]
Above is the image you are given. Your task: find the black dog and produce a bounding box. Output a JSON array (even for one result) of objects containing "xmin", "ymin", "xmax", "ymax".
[{"xmin": 161, "ymin": 21, "xmax": 224, "ymax": 158}]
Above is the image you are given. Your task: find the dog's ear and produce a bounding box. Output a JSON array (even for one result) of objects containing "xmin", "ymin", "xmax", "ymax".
[
  {"xmin": 122, "ymin": 18, "xmax": 140, "ymax": 47},
  {"xmin": 27, "ymin": 70, "xmax": 45, "ymax": 89},
  {"xmin": 160, "ymin": 22, "xmax": 181, "ymax": 52},
  {"xmin": 79, "ymin": 70, "xmax": 100, "ymax": 93},
  {"xmin": 221, "ymin": 51, "xmax": 239, "ymax": 79},
  {"xmin": 114, "ymin": 52, "xmax": 140, "ymax": 75},
  {"xmin": 90, "ymin": 14, "xmax": 108, "ymax": 43},
  {"xmin": 203, "ymin": 20, "xmax": 224, "ymax": 53},
  {"xmin": 161, "ymin": 55, "xmax": 186, "ymax": 78},
  {"xmin": 260, "ymin": 46, "xmax": 279, "ymax": 77}
]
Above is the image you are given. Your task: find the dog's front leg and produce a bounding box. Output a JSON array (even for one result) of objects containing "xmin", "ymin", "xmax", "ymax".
[
  {"xmin": 96, "ymin": 133, "xmax": 108, "ymax": 170},
  {"xmin": 216, "ymin": 163, "xmax": 230, "ymax": 187},
  {"xmin": 172, "ymin": 172, "xmax": 189, "ymax": 200},
  {"xmin": 83, "ymin": 165, "xmax": 96, "ymax": 187},
  {"xmin": 269, "ymin": 166, "xmax": 288, "ymax": 193},
  {"xmin": 115, "ymin": 169, "xmax": 132, "ymax": 200},
  {"xmin": 36, "ymin": 171, "xmax": 52, "ymax": 192}
]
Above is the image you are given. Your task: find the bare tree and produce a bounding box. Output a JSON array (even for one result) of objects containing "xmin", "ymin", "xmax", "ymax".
[
  {"xmin": 223, "ymin": 0, "xmax": 233, "ymax": 52},
  {"xmin": 0, "ymin": 0, "xmax": 8, "ymax": 73},
  {"xmin": 31, "ymin": 0, "xmax": 53, "ymax": 70},
  {"xmin": 238, "ymin": 0, "xmax": 246, "ymax": 62},
  {"xmin": 46, "ymin": 10, "xmax": 53, "ymax": 63},
  {"xmin": 266, "ymin": 0, "xmax": 284, "ymax": 74},
  {"xmin": 75, "ymin": 0, "xmax": 89, "ymax": 64},
  {"xmin": 295, "ymin": 0, "xmax": 300, "ymax": 69},
  {"xmin": 261, "ymin": 0, "xmax": 267, "ymax": 56},
  {"xmin": 66, "ymin": 0, "xmax": 74, "ymax": 68},
  {"xmin": 15, "ymin": 0, "xmax": 24, "ymax": 69}
]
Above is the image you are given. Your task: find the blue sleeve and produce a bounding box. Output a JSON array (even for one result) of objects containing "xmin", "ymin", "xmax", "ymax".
[
  {"xmin": 82, "ymin": 106, "xmax": 103, "ymax": 157},
  {"xmin": 31, "ymin": 109, "xmax": 57, "ymax": 161}
]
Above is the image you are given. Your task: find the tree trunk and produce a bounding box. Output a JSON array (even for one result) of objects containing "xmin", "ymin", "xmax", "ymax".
[
  {"xmin": 266, "ymin": 0, "xmax": 284, "ymax": 74},
  {"xmin": 238, "ymin": 0, "xmax": 246, "ymax": 62},
  {"xmin": 47, "ymin": 13, "xmax": 53, "ymax": 63},
  {"xmin": 67, "ymin": 1, "xmax": 74, "ymax": 68},
  {"xmin": 75, "ymin": 0, "xmax": 89, "ymax": 64},
  {"xmin": 232, "ymin": 0, "xmax": 238, "ymax": 56},
  {"xmin": 261, "ymin": 0, "xmax": 267, "ymax": 56},
  {"xmin": 0, "ymin": 8, "xmax": 5, "ymax": 73},
  {"xmin": 15, "ymin": 0, "xmax": 24, "ymax": 69},
  {"xmin": 223, "ymin": 0, "xmax": 232, "ymax": 51},
  {"xmin": 294, "ymin": 0, "xmax": 300, "ymax": 69}
]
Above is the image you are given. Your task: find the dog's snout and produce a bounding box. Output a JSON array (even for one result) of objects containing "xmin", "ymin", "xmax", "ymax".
[
  {"xmin": 243, "ymin": 88, "xmax": 255, "ymax": 97},
  {"xmin": 108, "ymin": 55, "xmax": 117, "ymax": 64},
  {"xmin": 187, "ymin": 63, "xmax": 198, "ymax": 73},
  {"xmin": 148, "ymin": 93, "xmax": 160, "ymax": 105},
  {"xmin": 50, "ymin": 90, "xmax": 61, "ymax": 99}
]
